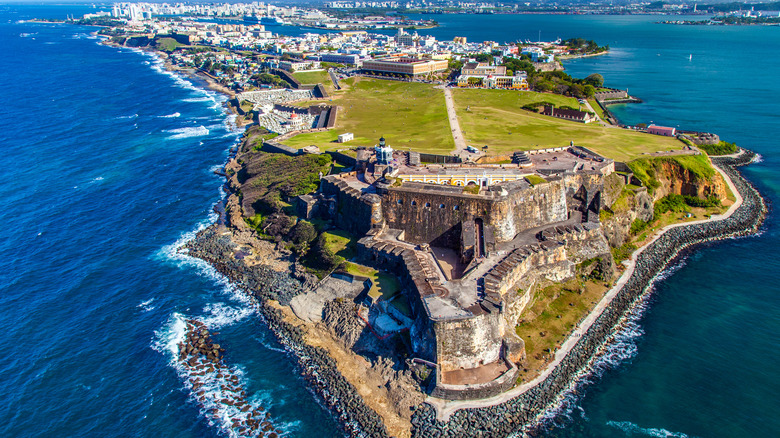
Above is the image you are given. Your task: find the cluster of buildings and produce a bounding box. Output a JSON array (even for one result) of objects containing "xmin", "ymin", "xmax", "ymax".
[
  {"xmin": 455, "ymin": 61, "xmax": 529, "ymax": 90},
  {"xmin": 97, "ymin": 3, "xmax": 597, "ymax": 91}
]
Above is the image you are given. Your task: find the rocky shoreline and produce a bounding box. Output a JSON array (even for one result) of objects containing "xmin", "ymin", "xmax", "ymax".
[
  {"xmin": 183, "ymin": 226, "xmax": 391, "ymax": 438},
  {"xmin": 408, "ymin": 152, "xmax": 766, "ymax": 437}
]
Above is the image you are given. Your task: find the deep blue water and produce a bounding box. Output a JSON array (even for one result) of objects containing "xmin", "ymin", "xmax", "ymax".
[{"xmin": 0, "ymin": 6, "xmax": 778, "ymax": 438}]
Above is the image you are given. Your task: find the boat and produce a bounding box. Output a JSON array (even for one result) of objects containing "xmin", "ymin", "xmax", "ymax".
[{"xmin": 260, "ymin": 16, "xmax": 285, "ymax": 25}]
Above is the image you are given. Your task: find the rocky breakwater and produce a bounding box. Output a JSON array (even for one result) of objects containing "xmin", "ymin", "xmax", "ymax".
[
  {"xmin": 409, "ymin": 151, "xmax": 766, "ymax": 438},
  {"xmin": 178, "ymin": 318, "xmax": 282, "ymax": 438},
  {"xmin": 182, "ymin": 225, "xmax": 390, "ymax": 438}
]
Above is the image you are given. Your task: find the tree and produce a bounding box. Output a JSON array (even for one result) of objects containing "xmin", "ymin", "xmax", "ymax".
[
  {"xmin": 263, "ymin": 213, "xmax": 293, "ymax": 237},
  {"xmin": 473, "ymin": 53, "xmax": 492, "ymax": 63},
  {"xmin": 583, "ymin": 84, "xmax": 596, "ymax": 98},
  {"xmin": 585, "ymin": 73, "xmax": 604, "ymax": 87},
  {"xmin": 310, "ymin": 234, "xmax": 343, "ymax": 271},
  {"xmin": 289, "ymin": 220, "xmax": 317, "ymax": 246}
]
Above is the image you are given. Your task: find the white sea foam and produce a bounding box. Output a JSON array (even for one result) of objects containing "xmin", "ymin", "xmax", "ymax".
[
  {"xmin": 183, "ymin": 96, "xmax": 213, "ymax": 103},
  {"xmin": 152, "ymin": 312, "xmax": 188, "ymax": 360},
  {"xmin": 116, "ymin": 113, "xmax": 138, "ymax": 120},
  {"xmin": 155, "ymin": 213, "xmax": 253, "ymax": 307},
  {"xmin": 166, "ymin": 126, "xmax": 209, "ymax": 140},
  {"xmin": 159, "ymin": 112, "xmax": 181, "ymax": 118},
  {"xmin": 606, "ymin": 420, "xmax": 695, "ymax": 438},
  {"xmin": 752, "ymin": 153, "xmax": 763, "ymax": 164},
  {"xmin": 250, "ymin": 333, "xmax": 287, "ymax": 355},
  {"xmin": 137, "ymin": 298, "xmax": 156, "ymax": 313},
  {"xmin": 200, "ymin": 302, "xmax": 257, "ymax": 330},
  {"xmin": 153, "ymin": 313, "xmax": 289, "ymax": 438}
]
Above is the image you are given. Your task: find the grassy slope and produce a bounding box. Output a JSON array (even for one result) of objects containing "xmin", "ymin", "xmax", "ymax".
[
  {"xmin": 452, "ymin": 89, "xmax": 683, "ymax": 161},
  {"xmin": 283, "ymin": 78, "xmax": 455, "ymax": 155}
]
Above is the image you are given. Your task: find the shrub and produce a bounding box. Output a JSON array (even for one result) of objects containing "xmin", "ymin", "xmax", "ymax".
[
  {"xmin": 655, "ymin": 194, "xmax": 721, "ymax": 216},
  {"xmin": 699, "ymin": 141, "xmax": 738, "ymax": 156},
  {"xmin": 630, "ymin": 218, "xmax": 650, "ymax": 235}
]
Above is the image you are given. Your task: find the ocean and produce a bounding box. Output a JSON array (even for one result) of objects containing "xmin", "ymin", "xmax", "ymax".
[{"xmin": 0, "ymin": 5, "xmax": 777, "ymax": 438}]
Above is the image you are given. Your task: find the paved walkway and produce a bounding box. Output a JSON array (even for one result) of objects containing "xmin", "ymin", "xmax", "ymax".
[
  {"xmin": 441, "ymin": 87, "xmax": 477, "ymax": 159},
  {"xmin": 427, "ymin": 159, "xmax": 744, "ymax": 421}
]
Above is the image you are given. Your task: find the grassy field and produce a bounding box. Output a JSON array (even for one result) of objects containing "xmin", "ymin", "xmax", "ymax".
[
  {"xmin": 452, "ymin": 89, "xmax": 683, "ymax": 161},
  {"xmin": 515, "ymin": 279, "xmax": 609, "ymax": 382},
  {"xmin": 283, "ymin": 78, "xmax": 455, "ymax": 154},
  {"xmin": 321, "ymin": 229, "xmax": 357, "ymax": 260},
  {"xmin": 292, "ymin": 70, "xmax": 331, "ymax": 85},
  {"xmin": 587, "ymin": 98, "xmax": 607, "ymax": 120}
]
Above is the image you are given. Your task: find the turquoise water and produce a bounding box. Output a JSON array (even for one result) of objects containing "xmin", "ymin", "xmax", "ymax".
[{"xmin": 0, "ymin": 6, "xmax": 777, "ymax": 438}]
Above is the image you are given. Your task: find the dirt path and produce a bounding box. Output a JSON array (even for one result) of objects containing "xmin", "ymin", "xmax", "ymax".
[{"xmin": 441, "ymin": 86, "xmax": 479, "ymax": 159}]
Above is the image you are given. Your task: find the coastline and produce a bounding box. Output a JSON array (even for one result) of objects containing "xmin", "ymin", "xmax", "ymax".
[{"xmin": 110, "ymin": 42, "xmax": 767, "ymax": 436}]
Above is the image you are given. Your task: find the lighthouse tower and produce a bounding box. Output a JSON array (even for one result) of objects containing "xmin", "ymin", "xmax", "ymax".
[{"xmin": 375, "ymin": 136, "xmax": 393, "ymax": 165}]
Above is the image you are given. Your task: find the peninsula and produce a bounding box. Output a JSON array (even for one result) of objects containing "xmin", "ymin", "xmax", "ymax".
[{"xmin": 63, "ymin": 3, "xmax": 767, "ymax": 437}]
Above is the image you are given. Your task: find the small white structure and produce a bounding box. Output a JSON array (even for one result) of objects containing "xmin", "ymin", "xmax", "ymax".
[{"xmin": 338, "ymin": 132, "xmax": 354, "ymax": 143}]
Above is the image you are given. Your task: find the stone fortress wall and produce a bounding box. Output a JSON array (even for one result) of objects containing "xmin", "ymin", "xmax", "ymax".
[{"xmin": 319, "ymin": 146, "xmax": 615, "ymax": 401}]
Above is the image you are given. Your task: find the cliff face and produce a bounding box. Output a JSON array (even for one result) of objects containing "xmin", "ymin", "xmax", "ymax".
[
  {"xmin": 652, "ymin": 159, "xmax": 728, "ymax": 201},
  {"xmin": 601, "ymin": 156, "xmax": 726, "ymax": 248}
]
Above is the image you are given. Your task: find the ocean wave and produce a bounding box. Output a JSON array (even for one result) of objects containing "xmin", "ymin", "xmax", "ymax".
[
  {"xmin": 116, "ymin": 113, "xmax": 138, "ymax": 120},
  {"xmin": 165, "ymin": 126, "xmax": 209, "ymax": 140},
  {"xmin": 182, "ymin": 96, "xmax": 214, "ymax": 103},
  {"xmin": 152, "ymin": 312, "xmax": 188, "ymax": 359},
  {"xmin": 154, "ymin": 316, "xmax": 287, "ymax": 438},
  {"xmin": 155, "ymin": 215, "xmax": 255, "ymax": 307},
  {"xmin": 159, "ymin": 112, "xmax": 181, "ymax": 119},
  {"xmin": 250, "ymin": 333, "xmax": 287, "ymax": 355},
  {"xmin": 199, "ymin": 302, "xmax": 257, "ymax": 330},
  {"xmin": 751, "ymin": 153, "xmax": 763, "ymax": 164},
  {"xmin": 606, "ymin": 420, "xmax": 695, "ymax": 438}
]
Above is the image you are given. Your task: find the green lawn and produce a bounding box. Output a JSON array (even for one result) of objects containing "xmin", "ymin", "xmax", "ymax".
[
  {"xmin": 452, "ymin": 89, "xmax": 684, "ymax": 162},
  {"xmin": 345, "ymin": 262, "xmax": 401, "ymax": 301},
  {"xmin": 292, "ymin": 70, "xmax": 330, "ymax": 85},
  {"xmin": 587, "ymin": 98, "xmax": 607, "ymax": 120},
  {"xmin": 155, "ymin": 37, "xmax": 182, "ymax": 53},
  {"xmin": 321, "ymin": 229, "xmax": 357, "ymax": 260},
  {"xmin": 283, "ymin": 78, "xmax": 455, "ymax": 154}
]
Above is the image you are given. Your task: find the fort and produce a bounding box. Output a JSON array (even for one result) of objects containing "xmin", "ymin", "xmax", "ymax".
[{"xmin": 296, "ymin": 137, "xmax": 615, "ymax": 400}]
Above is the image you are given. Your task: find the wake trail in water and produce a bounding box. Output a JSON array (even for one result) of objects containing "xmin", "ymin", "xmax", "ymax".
[{"xmin": 606, "ymin": 420, "xmax": 696, "ymax": 438}]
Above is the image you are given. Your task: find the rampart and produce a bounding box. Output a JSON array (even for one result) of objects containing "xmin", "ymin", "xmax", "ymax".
[
  {"xmin": 482, "ymin": 242, "xmax": 570, "ymax": 299},
  {"xmin": 594, "ymin": 88, "xmax": 628, "ymax": 100},
  {"xmin": 380, "ymin": 179, "xmax": 570, "ymax": 245},
  {"xmin": 320, "ymin": 174, "xmax": 381, "ymax": 237}
]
